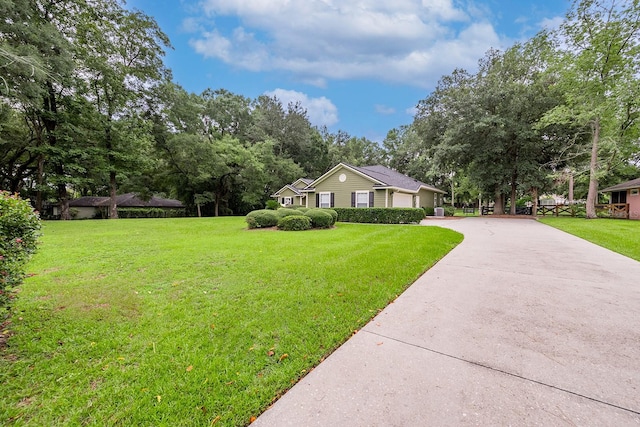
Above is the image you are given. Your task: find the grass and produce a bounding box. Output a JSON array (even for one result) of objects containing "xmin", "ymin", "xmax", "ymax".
[
  {"xmin": 538, "ymin": 217, "xmax": 640, "ymax": 262},
  {"xmin": 1, "ymin": 217, "xmax": 462, "ymax": 426}
]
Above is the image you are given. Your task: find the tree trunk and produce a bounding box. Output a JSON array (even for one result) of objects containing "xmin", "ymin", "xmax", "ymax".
[
  {"xmin": 568, "ymin": 172, "xmax": 574, "ymax": 203},
  {"xmin": 510, "ymin": 179, "xmax": 517, "ymax": 215},
  {"xmin": 36, "ymin": 154, "xmax": 44, "ymax": 213},
  {"xmin": 109, "ymin": 170, "xmax": 118, "ymax": 219},
  {"xmin": 531, "ymin": 187, "xmax": 538, "ymax": 216},
  {"xmin": 106, "ymin": 119, "xmax": 118, "ymax": 219},
  {"xmin": 493, "ymin": 190, "xmax": 504, "ymax": 215},
  {"xmin": 58, "ymin": 182, "xmax": 69, "ymax": 220},
  {"xmin": 585, "ymin": 117, "xmax": 600, "ymax": 219}
]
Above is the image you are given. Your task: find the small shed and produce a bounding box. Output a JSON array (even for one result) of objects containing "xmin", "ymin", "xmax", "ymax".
[{"xmin": 601, "ymin": 178, "xmax": 640, "ymax": 220}]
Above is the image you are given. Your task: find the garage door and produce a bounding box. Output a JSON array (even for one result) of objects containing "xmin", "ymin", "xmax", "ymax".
[{"xmin": 393, "ymin": 193, "xmax": 413, "ymax": 207}]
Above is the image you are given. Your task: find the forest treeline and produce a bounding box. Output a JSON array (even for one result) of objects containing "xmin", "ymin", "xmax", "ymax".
[{"xmin": 1, "ymin": 0, "xmax": 638, "ymax": 218}]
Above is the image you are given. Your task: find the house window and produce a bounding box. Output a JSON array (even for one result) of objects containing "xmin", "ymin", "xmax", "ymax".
[
  {"xmin": 282, "ymin": 197, "xmax": 292, "ymax": 205},
  {"xmin": 631, "ymin": 189, "xmax": 639, "ymax": 196},
  {"xmin": 356, "ymin": 191, "xmax": 369, "ymax": 208},
  {"xmin": 319, "ymin": 192, "xmax": 331, "ymax": 208}
]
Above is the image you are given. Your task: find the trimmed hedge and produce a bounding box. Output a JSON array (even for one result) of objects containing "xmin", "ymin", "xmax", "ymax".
[
  {"xmin": 294, "ymin": 207, "xmax": 309, "ymax": 213},
  {"xmin": 117, "ymin": 208, "xmax": 185, "ymax": 218},
  {"xmin": 333, "ymin": 208, "xmax": 425, "ymax": 224},
  {"xmin": 424, "ymin": 207, "xmax": 435, "ymax": 216},
  {"xmin": 277, "ymin": 215, "xmax": 312, "ymax": 231},
  {"xmin": 323, "ymin": 208, "xmax": 338, "ymax": 225},
  {"xmin": 276, "ymin": 208, "xmax": 300, "ymax": 218},
  {"xmin": 245, "ymin": 209, "xmax": 279, "ymax": 229},
  {"xmin": 0, "ymin": 191, "xmax": 41, "ymax": 317},
  {"xmin": 304, "ymin": 209, "xmax": 334, "ymax": 228}
]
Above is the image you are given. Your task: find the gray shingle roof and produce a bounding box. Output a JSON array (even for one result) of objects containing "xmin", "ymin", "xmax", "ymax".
[
  {"xmin": 601, "ymin": 177, "xmax": 640, "ymax": 193},
  {"xmin": 346, "ymin": 164, "xmax": 444, "ymax": 193}
]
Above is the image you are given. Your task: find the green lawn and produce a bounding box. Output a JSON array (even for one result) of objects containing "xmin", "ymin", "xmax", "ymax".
[
  {"xmin": 538, "ymin": 217, "xmax": 640, "ymax": 261},
  {"xmin": 1, "ymin": 217, "xmax": 461, "ymax": 426}
]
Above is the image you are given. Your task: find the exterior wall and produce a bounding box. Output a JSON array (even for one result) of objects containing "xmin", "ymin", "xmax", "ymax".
[
  {"xmin": 71, "ymin": 207, "xmax": 98, "ymax": 219},
  {"xmin": 417, "ymin": 188, "xmax": 437, "ymax": 209},
  {"xmin": 276, "ymin": 188, "xmax": 298, "ymax": 205},
  {"xmin": 311, "ymin": 167, "xmax": 382, "ymax": 208},
  {"xmin": 629, "ymin": 188, "xmax": 640, "ymax": 220}
]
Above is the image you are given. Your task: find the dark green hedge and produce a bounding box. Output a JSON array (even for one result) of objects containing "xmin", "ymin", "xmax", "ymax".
[
  {"xmin": 277, "ymin": 215, "xmax": 312, "ymax": 231},
  {"xmin": 246, "ymin": 209, "xmax": 279, "ymax": 228},
  {"xmin": 305, "ymin": 209, "xmax": 334, "ymax": 228},
  {"xmin": 116, "ymin": 208, "xmax": 185, "ymax": 218},
  {"xmin": 333, "ymin": 208, "xmax": 425, "ymax": 224}
]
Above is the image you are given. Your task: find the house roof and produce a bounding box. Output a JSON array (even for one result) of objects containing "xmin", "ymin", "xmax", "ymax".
[
  {"xmin": 271, "ymin": 178, "xmax": 314, "ymax": 197},
  {"xmin": 271, "ymin": 184, "xmax": 305, "ymax": 197},
  {"xmin": 304, "ymin": 163, "xmax": 445, "ymax": 194},
  {"xmin": 601, "ymin": 177, "xmax": 640, "ymax": 193},
  {"xmin": 69, "ymin": 193, "xmax": 184, "ymax": 208}
]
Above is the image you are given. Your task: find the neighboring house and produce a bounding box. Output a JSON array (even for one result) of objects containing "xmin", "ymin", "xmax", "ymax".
[
  {"xmin": 68, "ymin": 193, "xmax": 184, "ymax": 219},
  {"xmin": 271, "ymin": 178, "xmax": 313, "ymax": 206},
  {"xmin": 295, "ymin": 163, "xmax": 444, "ymax": 209},
  {"xmin": 601, "ymin": 178, "xmax": 640, "ymax": 220}
]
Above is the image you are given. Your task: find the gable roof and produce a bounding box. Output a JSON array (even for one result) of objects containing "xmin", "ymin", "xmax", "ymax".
[
  {"xmin": 271, "ymin": 184, "xmax": 305, "ymax": 197},
  {"xmin": 69, "ymin": 193, "xmax": 184, "ymax": 208},
  {"xmin": 292, "ymin": 178, "xmax": 313, "ymax": 188},
  {"xmin": 305, "ymin": 163, "xmax": 445, "ymax": 194},
  {"xmin": 601, "ymin": 177, "xmax": 640, "ymax": 193}
]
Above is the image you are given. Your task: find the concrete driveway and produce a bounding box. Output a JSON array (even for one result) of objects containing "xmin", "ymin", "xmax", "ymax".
[{"xmin": 254, "ymin": 217, "xmax": 640, "ymax": 426}]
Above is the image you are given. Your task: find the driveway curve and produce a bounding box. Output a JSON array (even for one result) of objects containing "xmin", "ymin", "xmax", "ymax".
[{"xmin": 255, "ymin": 218, "xmax": 640, "ymax": 426}]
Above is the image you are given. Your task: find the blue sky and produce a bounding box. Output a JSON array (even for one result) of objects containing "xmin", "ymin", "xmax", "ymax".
[{"xmin": 127, "ymin": 0, "xmax": 570, "ymax": 142}]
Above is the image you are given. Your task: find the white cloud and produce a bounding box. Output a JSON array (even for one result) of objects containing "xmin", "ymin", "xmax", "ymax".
[
  {"xmin": 190, "ymin": 0, "xmax": 507, "ymax": 88},
  {"xmin": 375, "ymin": 104, "xmax": 396, "ymax": 115},
  {"xmin": 538, "ymin": 16, "xmax": 564, "ymax": 31},
  {"xmin": 265, "ymin": 88, "xmax": 339, "ymax": 127}
]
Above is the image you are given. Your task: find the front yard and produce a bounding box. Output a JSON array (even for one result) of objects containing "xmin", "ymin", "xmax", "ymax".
[
  {"xmin": 538, "ymin": 217, "xmax": 640, "ymax": 261},
  {"xmin": 1, "ymin": 217, "xmax": 461, "ymax": 426}
]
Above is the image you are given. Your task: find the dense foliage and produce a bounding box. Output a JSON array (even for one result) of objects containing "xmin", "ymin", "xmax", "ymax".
[
  {"xmin": 0, "ymin": 192, "xmax": 41, "ymax": 316},
  {"xmin": 277, "ymin": 215, "xmax": 312, "ymax": 231},
  {"xmin": 334, "ymin": 208, "xmax": 425, "ymax": 224},
  {"xmin": 1, "ymin": 0, "xmax": 638, "ymax": 219}
]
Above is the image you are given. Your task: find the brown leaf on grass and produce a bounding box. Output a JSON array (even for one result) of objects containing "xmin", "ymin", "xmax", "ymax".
[
  {"xmin": 249, "ymin": 416, "xmax": 257, "ymax": 423},
  {"xmin": 186, "ymin": 365, "xmax": 193, "ymax": 372},
  {"xmin": 211, "ymin": 415, "xmax": 221, "ymax": 425},
  {"xmin": 278, "ymin": 353, "xmax": 289, "ymax": 362},
  {"xmin": 267, "ymin": 350, "xmax": 274, "ymax": 357}
]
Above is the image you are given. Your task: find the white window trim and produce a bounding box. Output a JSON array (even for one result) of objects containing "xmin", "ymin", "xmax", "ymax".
[
  {"xmin": 356, "ymin": 191, "xmax": 369, "ymax": 208},
  {"xmin": 319, "ymin": 192, "xmax": 331, "ymax": 208},
  {"xmin": 282, "ymin": 196, "xmax": 292, "ymax": 205},
  {"xmin": 631, "ymin": 188, "xmax": 639, "ymax": 196}
]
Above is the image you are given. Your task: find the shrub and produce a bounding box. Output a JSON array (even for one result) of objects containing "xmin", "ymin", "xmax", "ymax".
[
  {"xmin": 276, "ymin": 208, "xmax": 300, "ymax": 218},
  {"xmin": 117, "ymin": 208, "xmax": 185, "ymax": 218},
  {"xmin": 245, "ymin": 209, "xmax": 279, "ymax": 229},
  {"xmin": 305, "ymin": 209, "xmax": 334, "ymax": 229},
  {"xmin": 0, "ymin": 191, "xmax": 41, "ymax": 317},
  {"xmin": 444, "ymin": 206, "xmax": 456, "ymax": 217},
  {"xmin": 323, "ymin": 209, "xmax": 338, "ymax": 225},
  {"xmin": 294, "ymin": 207, "xmax": 309, "ymax": 213},
  {"xmin": 265, "ymin": 200, "xmax": 279, "ymax": 210},
  {"xmin": 333, "ymin": 208, "xmax": 425, "ymax": 224},
  {"xmin": 424, "ymin": 207, "xmax": 435, "ymax": 216},
  {"xmin": 277, "ymin": 215, "xmax": 312, "ymax": 231}
]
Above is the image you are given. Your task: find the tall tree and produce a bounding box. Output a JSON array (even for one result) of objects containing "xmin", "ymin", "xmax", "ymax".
[
  {"xmin": 75, "ymin": 2, "xmax": 171, "ymax": 218},
  {"xmin": 542, "ymin": 0, "xmax": 640, "ymax": 218}
]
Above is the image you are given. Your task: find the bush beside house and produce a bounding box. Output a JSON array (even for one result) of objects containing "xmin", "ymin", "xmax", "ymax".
[
  {"xmin": 246, "ymin": 208, "xmax": 337, "ymax": 230},
  {"xmin": 333, "ymin": 207, "xmax": 425, "ymax": 224}
]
